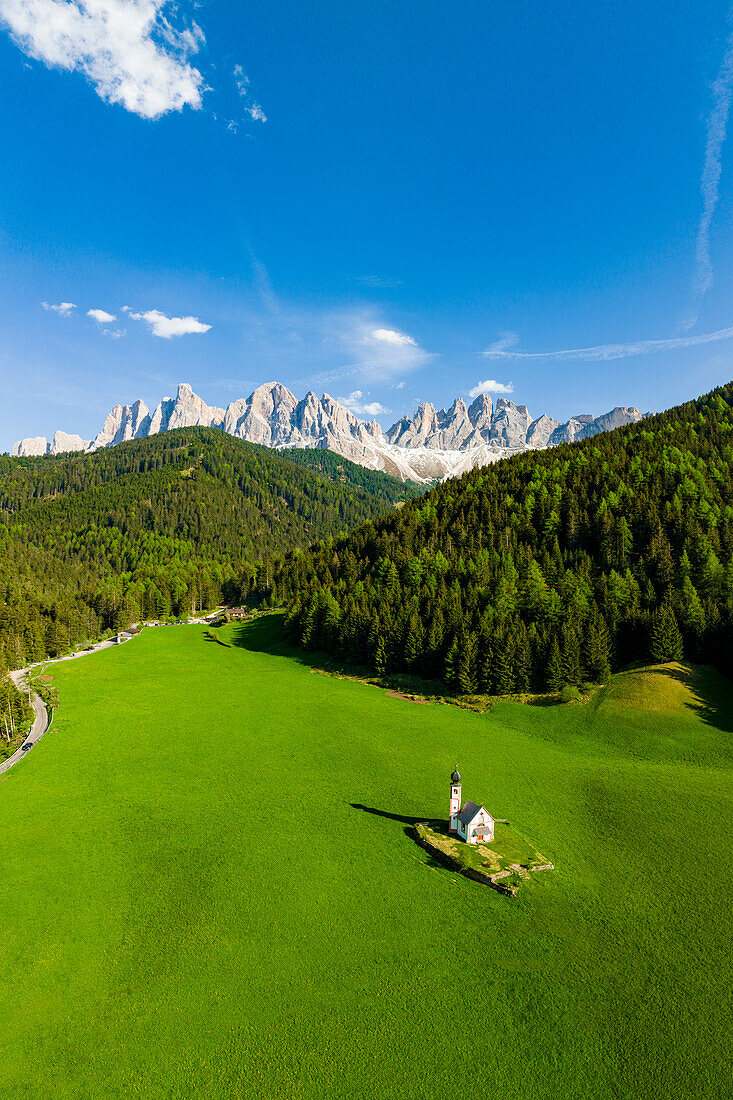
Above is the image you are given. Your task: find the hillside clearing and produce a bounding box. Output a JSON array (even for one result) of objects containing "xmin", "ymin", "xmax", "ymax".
[{"xmin": 0, "ymin": 618, "xmax": 730, "ymax": 1098}]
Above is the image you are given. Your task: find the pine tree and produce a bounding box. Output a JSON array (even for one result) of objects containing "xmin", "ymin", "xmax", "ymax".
[
  {"xmin": 479, "ymin": 641, "xmax": 494, "ymax": 694},
  {"xmin": 373, "ymin": 635, "xmax": 388, "ymax": 677},
  {"xmin": 679, "ymin": 576, "xmax": 705, "ymax": 638},
  {"xmin": 584, "ymin": 612, "xmax": 611, "ymax": 683},
  {"xmin": 560, "ymin": 624, "xmax": 582, "ymax": 685},
  {"xmin": 457, "ymin": 635, "xmax": 478, "ymax": 694},
  {"xmin": 299, "ymin": 597, "xmax": 317, "ymax": 646},
  {"xmin": 650, "ymin": 605, "xmax": 683, "ymax": 663},
  {"xmin": 404, "ymin": 612, "xmax": 426, "ymax": 669},
  {"xmin": 443, "ymin": 637, "xmax": 460, "ymax": 688},
  {"xmin": 513, "ymin": 623, "xmax": 531, "ymax": 693},
  {"xmin": 546, "ymin": 635, "xmax": 563, "ymax": 692}
]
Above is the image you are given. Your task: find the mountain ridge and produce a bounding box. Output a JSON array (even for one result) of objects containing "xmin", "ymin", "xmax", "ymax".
[{"xmin": 11, "ymin": 380, "xmax": 646, "ymax": 481}]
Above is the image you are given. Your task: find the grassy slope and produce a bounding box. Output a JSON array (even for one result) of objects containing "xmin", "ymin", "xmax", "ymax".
[{"xmin": 0, "ymin": 621, "xmax": 730, "ymax": 1099}]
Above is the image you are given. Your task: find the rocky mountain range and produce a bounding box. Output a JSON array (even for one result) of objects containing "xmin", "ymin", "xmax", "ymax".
[{"xmin": 11, "ymin": 381, "xmax": 645, "ymax": 482}]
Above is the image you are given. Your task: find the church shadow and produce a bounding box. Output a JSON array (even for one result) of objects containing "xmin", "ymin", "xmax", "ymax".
[
  {"xmin": 349, "ymin": 804, "xmax": 459, "ymax": 878},
  {"xmin": 348, "ymin": 802, "xmax": 432, "ymax": 827}
]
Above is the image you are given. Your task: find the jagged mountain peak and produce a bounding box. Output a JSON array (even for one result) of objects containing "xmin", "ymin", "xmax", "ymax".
[{"xmin": 11, "ymin": 381, "xmax": 645, "ymax": 483}]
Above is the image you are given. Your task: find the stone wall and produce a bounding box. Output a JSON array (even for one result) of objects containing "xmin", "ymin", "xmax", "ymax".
[{"xmin": 411, "ymin": 825, "xmax": 517, "ymax": 897}]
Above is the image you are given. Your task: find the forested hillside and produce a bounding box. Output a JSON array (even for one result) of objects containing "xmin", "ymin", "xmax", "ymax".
[
  {"xmin": 275, "ymin": 383, "xmax": 733, "ymax": 693},
  {"xmin": 0, "ymin": 428, "xmax": 419, "ymax": 669}
]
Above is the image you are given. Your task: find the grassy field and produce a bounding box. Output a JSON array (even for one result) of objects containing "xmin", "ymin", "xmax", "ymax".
[{"xmin": 0, "ymin": 618, "xmax": 731, "ymax": 1098}]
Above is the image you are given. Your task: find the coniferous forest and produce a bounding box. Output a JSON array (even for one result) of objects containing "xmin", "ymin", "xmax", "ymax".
[
  {"xmin": 0, "ymin": 428, "xmax": 420, "ymax": 673},
  {"xmin": 274, "ymin": 383, "xmax": 733, "ymax": 693}
]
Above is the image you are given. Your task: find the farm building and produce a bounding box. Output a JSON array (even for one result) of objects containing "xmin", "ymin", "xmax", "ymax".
[{"xmin": 448, "ymin": 766, "xmax": 495, "ymax": 844}]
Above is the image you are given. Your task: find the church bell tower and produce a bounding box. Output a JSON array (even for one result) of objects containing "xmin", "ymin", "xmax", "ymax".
[{"xmin": 449, "ymin": 765, "xmax": 462, "ymax": 833}]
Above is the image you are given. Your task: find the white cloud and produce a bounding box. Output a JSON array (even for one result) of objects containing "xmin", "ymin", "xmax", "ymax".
[
  {"xmin": 0, "ymin": 0, "xmax": 205, "ymax": 119},
  {"xmin": 233, "ymin": 63, "xmax": 248, "ymax": 95},
  {"xmin": 469, "ymin": 379, "xmax": 514, "ymax": 398},
  {"xmin": 42, "ymin": 300, "xmax": 75, "ymax": 315},
  {"xmin": 233, "ymin": 62, "xmax": 266, "ymax": 123},
  {"xmin": 482, "ymin": 324, "xmax": 733, "ymax": 362},
  {"xmin": 681, "ymin": 27, "xmax": 733, "ymax": 330},
  {"xmin": 338, "ymin": 390, "xmax": 391, "ymax": 417},
  {"xmin": 103, "ymin": 328, "xmax": 125, "ymax": 339},
  {"xmin": 87, "ymin": 307, "xmax": 116, "ymax": 323},
  {"xmin": 484, "ymin": 331, "xmax": 519, "ymax": 355},
  {"xmin": 321, "ymin": 319, "xmax": 432, "ymax": 384},
  {"xmin": 370, "ymin": 327, "xmax": 417, "ymax": 347},
  {"xmin": 127, "ymin": 308, "xmax": 211, "ymax": 338}
]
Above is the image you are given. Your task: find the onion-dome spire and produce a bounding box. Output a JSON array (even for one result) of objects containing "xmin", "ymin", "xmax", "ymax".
[{"xmin": 451, "ymin": 764, "xmax": 462, "ymax": 784}]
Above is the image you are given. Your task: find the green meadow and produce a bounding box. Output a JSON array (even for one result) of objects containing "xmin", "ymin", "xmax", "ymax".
[{"xmin": 0, "ymin": 618, "xmax": 731, "ymax": 1098}]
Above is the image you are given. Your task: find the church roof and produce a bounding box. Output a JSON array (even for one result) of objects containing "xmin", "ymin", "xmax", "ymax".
[
  {"xmin": 458, "ymin": 800, "xmax": 485, "ymax": 826},
  {"xmin": 451, "ymin": 766, "xmax": 462, "ymax": 784}
]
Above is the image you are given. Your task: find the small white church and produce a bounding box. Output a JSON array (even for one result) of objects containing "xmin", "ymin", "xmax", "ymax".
[{"xmin": 448, "ymin": 765, "xmax": 495, "ymax": 844}]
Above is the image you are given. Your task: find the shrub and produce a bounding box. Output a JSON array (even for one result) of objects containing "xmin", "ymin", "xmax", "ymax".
[{"xmin": 559, "ymin": 684, "xmax": 581, "ymax": 703}]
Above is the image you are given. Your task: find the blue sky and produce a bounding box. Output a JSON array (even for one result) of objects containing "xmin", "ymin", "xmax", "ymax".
[{"xmin": 2, "ymin": 1, "xmax": 733, "ymax": 448}]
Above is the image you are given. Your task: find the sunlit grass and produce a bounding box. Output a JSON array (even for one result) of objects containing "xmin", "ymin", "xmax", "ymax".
[{"xmin": 0, "ymin": 619, "xmax": 730, "ymax": 1099}]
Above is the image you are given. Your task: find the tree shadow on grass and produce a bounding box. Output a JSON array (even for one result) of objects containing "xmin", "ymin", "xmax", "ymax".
[
  {"xmin": 229, "ymin": 615, "xmax": 446, "ymax": 699},
  {"xmin": 230, "ymin": 615, "xmax": 363, "ymax": 674},
  {"xmin": 629, "ymin": 662, "xmax": 733, "ymax": 736}
]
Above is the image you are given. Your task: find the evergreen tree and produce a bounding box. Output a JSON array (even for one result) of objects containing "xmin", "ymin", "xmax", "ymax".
[
  {"xmin": 373, "ymin": 635, "xmax": 388, "ymax": 677},
  {"xmin": 584, "ymin": 612, "xmax": 611, "ymax": 683},
  {"xmin": 513, "ymin": 623, "xmax": 531, "ymax": 693},
  {"xmin": 546, "ymin": 635, "xmax": 564, "ymax": 692},
  {"xmin": 457, "ymin": 635, "xmax": 478, "ymax": 694},
  {"xmin": 679, "ymin": 576, "xmax": 705, "ymax": 639},
  {"xmin": 650, "ymin": 605, "xmax": 683, "ymax": 663},
  {"xmin": 494, "ymin": 638, "xmax": 516, "ymax": 695},
  {"xmin": 444, "ymin": 638, "xmax": 460, "ymax": 688},
  {"xmin": 404, "ymin": 612, "xmax": 426, "ymax": 669},
  {"xmin": 560, "ymin": 624, "xmax": 582, "ymax": 685}
]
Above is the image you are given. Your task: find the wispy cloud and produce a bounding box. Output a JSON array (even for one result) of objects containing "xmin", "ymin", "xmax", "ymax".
[
  {"xmin": 233, "ymin": 62, "xmax": 266, "ymax": 123},
  {"xmin": 124, "ymin": 307, "xmax": 211, "ymax": 338},
  {"xmin": 483, "ymin": 324, "xmax": 733, "ymax": 362},
  {"xmin": 469, "ymin": 379, "xmax": 514, "ymax": 397},
  {"xmin": 87, "ymin": 308, "xmax": 116, "ymax": 323},
  {"xmin": 0, "ymin": 0, "xmax": 205, "ymax": 118},
  {"xmin": 294, "ymin": 316, "xmax": 432, "ymax": 388},
  {"xmin": 354, "ymin": 275, "xmax": 403, "ymax": 289},
  {"xmin": 370, "ymin": 327, "xmax": 416, "ymax": 348},
  {"xmin": 484, "ymin": 332, "xmax": 519, "ymax": 355},
  {"xmin": 337, "ymin": 321, "xmax": 431, "ymax": 382},
  {"xmin": 682, "ymin": 24, "xmax": 733, "ymax": 330},
  {"xmin": 42, "ymin": 300, "xmax": 75, "ymax": 315},
  {"xmin": 337, "ymin": 390, "xmax": 391, "ymax": 417}
]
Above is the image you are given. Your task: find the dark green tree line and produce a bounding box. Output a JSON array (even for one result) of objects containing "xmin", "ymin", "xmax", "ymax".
[{"xmin": 270, "ymin": 384, "xmax": 733, "ymax": 693}]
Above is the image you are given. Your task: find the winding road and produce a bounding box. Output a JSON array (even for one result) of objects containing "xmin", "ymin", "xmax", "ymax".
[{"xmin": 0, "ymin": 637, "xmax": 127, "ymax": 776}]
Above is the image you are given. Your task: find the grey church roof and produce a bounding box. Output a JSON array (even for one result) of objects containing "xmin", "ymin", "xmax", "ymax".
[
  {"xmin": 457, "ymin": 800, "xmax": 484, "ymax": 826},
  {"xmin": 451, "ymin": 766, "xmax": 462, "ymax": 784}
]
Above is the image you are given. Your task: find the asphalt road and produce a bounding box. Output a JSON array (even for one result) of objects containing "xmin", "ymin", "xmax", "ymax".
[
  {"xmin": 0, "ymin": 638, "xmax": 125, "ymax": 775},
  {"xmin": 0, "ymin": 673, "xmax": 50, "ymax": 775}
]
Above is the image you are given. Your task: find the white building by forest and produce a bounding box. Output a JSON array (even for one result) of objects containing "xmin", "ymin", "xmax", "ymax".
[{"xmin": 448, "ymin": 766, "xmax": 494, "ymax": 844}]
